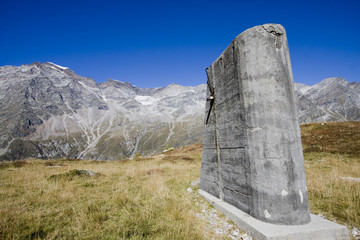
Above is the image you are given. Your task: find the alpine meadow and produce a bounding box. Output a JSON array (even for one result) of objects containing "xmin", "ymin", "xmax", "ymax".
[{"xmin": 0, "ymin": 122, "xmax": 359, "ymax": 239}]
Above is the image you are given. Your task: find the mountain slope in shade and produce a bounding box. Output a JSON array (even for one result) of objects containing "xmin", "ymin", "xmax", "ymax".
[{"xmin": 0, "ymin": 63, "xmax": 358, "ymax": 161}]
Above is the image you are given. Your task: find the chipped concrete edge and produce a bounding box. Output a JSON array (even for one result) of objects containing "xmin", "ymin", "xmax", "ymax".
[{"xmin": 199, "ymin": 189, "xmax": 350, "ymax": 240}]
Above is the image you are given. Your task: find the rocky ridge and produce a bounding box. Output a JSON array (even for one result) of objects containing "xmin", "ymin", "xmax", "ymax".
[
  {"xmin": 0, "ymin": 62, "xmax": 358, "ymax": 161},
  {"xmin": 294, "ymin": 77, "xmax": 360, "ymax": 123},
  {"xmin": 0, "ymin": 62, "xmax": 205, "ymax": 160}
]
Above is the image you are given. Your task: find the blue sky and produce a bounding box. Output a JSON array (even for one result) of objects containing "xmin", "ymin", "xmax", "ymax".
[{"xmin": 0, "ymin": 0, "xmax": 359, "ymax": 88}]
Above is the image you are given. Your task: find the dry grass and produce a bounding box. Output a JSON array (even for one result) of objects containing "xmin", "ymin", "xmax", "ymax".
[
  {"xmin": 301, "ymin": 121, "xmax": 360, "ymax": 232},
  {"xmin": 301, "ymin": 121, "xmax": 360, "ymax": 156},
  {"xmin": 0, "ymin": 125, "xmax": 359, "ymax": 239},
  {"xmin": 305, "ymin": 152, "xmax": 360, "ymax": 228},
  {"xmin": 0, "ymin": 144, "xmax": 211, "ymax": 240}
]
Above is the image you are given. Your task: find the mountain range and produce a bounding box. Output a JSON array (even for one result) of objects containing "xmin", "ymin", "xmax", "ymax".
[{"xmin": 0, "ymin": 62, "xmax": 358, "ymax": 161}]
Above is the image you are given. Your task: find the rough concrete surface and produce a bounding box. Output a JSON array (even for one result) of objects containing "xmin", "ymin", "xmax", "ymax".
[
  {"xmin": 199, "ymin": 189, "xmax": 350, "ymax": 240},
  {"xmin": 200, "ymin": 23, "xmax": 310, "ymax": 225}
]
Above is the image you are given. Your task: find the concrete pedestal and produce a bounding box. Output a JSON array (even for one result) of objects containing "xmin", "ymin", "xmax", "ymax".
[{"xmin": 199, "ymin": 189, "xmax": 350, "ymax": 240}]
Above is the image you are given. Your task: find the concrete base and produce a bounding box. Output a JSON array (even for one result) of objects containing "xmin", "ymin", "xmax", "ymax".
[{"xmin": 199, "ymin": 190, "xmax": 350, "ymax": 240}]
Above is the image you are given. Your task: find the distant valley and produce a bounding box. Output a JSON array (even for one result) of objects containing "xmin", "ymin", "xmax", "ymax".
[{"xmin": 0, "ymin": 62, "xmax": 359, "ymax": 161}]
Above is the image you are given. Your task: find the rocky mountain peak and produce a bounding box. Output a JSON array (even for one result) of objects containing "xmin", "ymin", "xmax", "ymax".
[
  {"xmin": 313, "ymin": 77, "xmax": 348, "ymax": 88},
  {"xmin": 44, "ymin": 62, "xmax": 69, "ymax": 70},
  {"xmin": 100, "ymin": 78, "xmax": 144, "ymax": 94},
  {"xmin": 295, "ymin": 77, "xmax": 359, "ymax": 123},
  {"xmin": 101, "ymin": 78, "xmax": 132, "ymax": 87}
]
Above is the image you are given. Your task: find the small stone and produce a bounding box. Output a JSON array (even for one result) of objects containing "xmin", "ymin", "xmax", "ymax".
[
  {"xmin": 240, "ymin": 234, "xmax": 253, "ymax": 240},
  {"xmin": 352, "ymin": 227, "xmax": 360, "ymax": 238},
  {"xmin": 191, "ymin": 179, "xmax": 200, "ymax": 187},
  {"xmin": 186, "ymin": 187, "xmax": 193, "ymax": 193},
  {"xmin": 340, "ymin": 176, "xmax": 360, "ymax": 182},
  {"xmin": 232, "ymin": 230, "xmax": 239, "ymax": 237},
  {"xmin": 82, "ymin": 169, "xmax": 96, "ymax": 176}
]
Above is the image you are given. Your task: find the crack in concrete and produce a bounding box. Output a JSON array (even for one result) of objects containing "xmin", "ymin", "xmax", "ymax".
[
  {"xmin": 224, "ymin": 187, "xmax": 251, "ymax": 198},
  {"xmin": 213, "ymin": 99, "xmax": 225, "ymax": 200},
  {"xmin": 262, "ymin": 25, "xmax": 283, "ymax": 49}
]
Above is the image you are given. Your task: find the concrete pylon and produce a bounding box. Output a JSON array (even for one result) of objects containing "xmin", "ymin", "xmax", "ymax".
[
  {"xmin": 200, "ymin": 23, "xmax": 310, "ymax": 225},
  {"xmin": 200, "ymin": 24, "xmax": 350, "ymax": 239}
]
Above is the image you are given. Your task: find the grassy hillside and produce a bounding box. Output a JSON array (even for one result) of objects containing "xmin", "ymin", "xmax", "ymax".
[
  {"xmin": 0, "ymin": 122, "xmax": 359, "ymax": 239},
  {"xmin": 301, "ymin": 121, "xmax": 360, "ymax": 233},
  {"xmin": 1, "ymin": 144, "xmax": 242, "ymax": 239},
  {"xmin": 0, "ymin": 144, "xmax": 205, "ymax": 239},
  {"xmin": 301, "ymin": 121, "xmax": 360, "ymax": 156}
]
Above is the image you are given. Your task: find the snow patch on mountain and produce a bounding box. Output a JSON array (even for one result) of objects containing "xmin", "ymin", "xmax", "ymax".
[
  {"xmin": 47, "ymin": 62, "xmax": 69, "ymax": 70},
  {"xmin": 135, "ymin": 95, "xmax": 157, "ymax": 105}
]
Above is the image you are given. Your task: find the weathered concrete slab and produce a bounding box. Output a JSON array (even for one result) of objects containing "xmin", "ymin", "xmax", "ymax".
[
  {"xmin": 200, "ymin": 23, "xmax": 310, "ymax": 225},
  {"xmin": 199, "ymin": 189, "xmax": 350, "ymax": 240}
]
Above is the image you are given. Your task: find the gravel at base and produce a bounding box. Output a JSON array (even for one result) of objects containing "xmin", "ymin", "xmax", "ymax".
[{"xmin": 188, "ymin": 183, "xmax": 252, "ymax": 240}]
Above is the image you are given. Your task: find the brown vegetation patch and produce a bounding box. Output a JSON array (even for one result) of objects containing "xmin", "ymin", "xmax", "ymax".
[
  {"xmin": 43, "ymin": 161, "xmax": 64, "ymax": 167},
  {"xmin": 112, "ymin": 159, "xmax": 131, "ymax": 164},
  {"xmin": 47, "ymin": 169, "xmax": 103, "ymax": 181},
  {"xmin": 89, "ymin": 160, "xmax": 108, "ymax": 164},
  {"xmin": 0, "ymin": 162, "xmax": 11, "ymax": 170},
  {"xmin": 135, "ymin": 157, "xmax": 154, "ymax": 162},
  {"xmin": 146, "ymin": 169, "xmax": 165, "ymax": 175},
  {"xmin": 161, "ymin": 155, "xmax": 194, "ymax": 163},
  {"xmin": 12, "ymin": 161, "xmax": 30, "ymax": 168},
  {"xmin": 65, "ymin": 158, "xmax": 82, "ymax": 162},
  {"xmin": 183, "ymin": 143, "xmax": 203, "ymax": 153},
  {"xmin": 161, "ymin": 156, "xmax": 179, "ymax": 163},
  {"xmin": 301, "ymin": 121, "xmax": 360, "ymax": 156},
  {"xmin": 0, "ymin": 160, "xmax": 31, "ymax": 170},
  {"xmin": 181, "ymin": 157, "xmax": 194, "ymax": 161}
]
